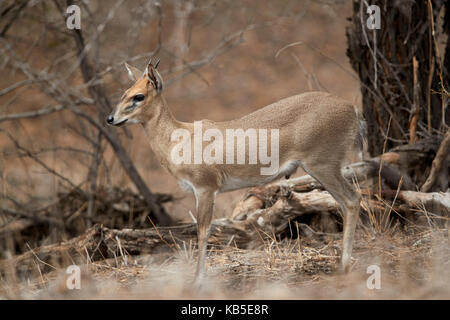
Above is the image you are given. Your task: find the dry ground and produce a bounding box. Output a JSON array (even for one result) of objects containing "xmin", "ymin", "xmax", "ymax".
[{"xmin": 2, "ymin": 225, "xmax": 448, "ymax": 300}]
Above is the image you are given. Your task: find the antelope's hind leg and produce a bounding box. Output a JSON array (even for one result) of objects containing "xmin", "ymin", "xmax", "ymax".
[{"xmin": 300, "ymin": 162, "xmax": 360, "ymax": 272}]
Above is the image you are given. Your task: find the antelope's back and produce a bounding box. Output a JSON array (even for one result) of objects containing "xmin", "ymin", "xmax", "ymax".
[{"xmin": 223, "ymin": 91, "xmax": 360, "ymax": 153}]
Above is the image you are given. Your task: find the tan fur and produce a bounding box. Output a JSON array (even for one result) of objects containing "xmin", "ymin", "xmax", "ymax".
[{"xmin": 109, "ymin": 61, "xmax": 362, "ymax": 280}]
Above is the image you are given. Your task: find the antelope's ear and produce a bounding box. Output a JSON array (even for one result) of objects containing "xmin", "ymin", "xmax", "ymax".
[
  {"xmin": 125, "ymin": 63, "xmax": 143, "ymax": 82},
  {"xmin": 145, "ymin": 60, "xmax": 163, "ymax": 93}
]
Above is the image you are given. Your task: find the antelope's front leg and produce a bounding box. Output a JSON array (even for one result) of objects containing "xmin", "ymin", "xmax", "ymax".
[{"xmin": 194, "ymin": 189, "xmax": 216, "ymax": 281}]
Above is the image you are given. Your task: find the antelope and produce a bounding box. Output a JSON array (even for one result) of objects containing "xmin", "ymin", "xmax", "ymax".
[{"xmin": 107, "ymin": 58, "xmax": 365, "ymax": 280}]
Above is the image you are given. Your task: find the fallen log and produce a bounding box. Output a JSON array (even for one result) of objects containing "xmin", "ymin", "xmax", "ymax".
[
  {"xmin": 0, "ymin": 187, "xmax": 175, "ymax": 256},
  {"xmin": 0, "ymin": 220, "xmax": 252, "ymax": 277},
  {"xmin": 231, "ymin": 156, "xmax": 449, "ymax": 234},
  {"xmin": 233, "ymin": 188, "xmax": 449, "ymax": 233},
  {"xmin": 231, "ymin": 156, "xmax": 415, "ymax": 221},
  {"xmin": 2, "ymin": 187, "xmax": 448, "ymax": 279},
  {"xmin": 373, "ymin": 190, "xmax": 450, "ymax": 216}
]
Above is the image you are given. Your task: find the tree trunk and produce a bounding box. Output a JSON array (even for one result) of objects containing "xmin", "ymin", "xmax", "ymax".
[{"xmin": 346, "ymin": 0, "xmax": 449, "ymax": 163}]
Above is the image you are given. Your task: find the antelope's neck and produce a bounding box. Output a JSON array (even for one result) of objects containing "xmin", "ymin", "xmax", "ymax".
[{"xmin": 141, "ymin": 96, "xmax": 180, "ymax": 167}]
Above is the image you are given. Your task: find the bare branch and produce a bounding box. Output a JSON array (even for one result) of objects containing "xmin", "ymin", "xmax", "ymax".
[
  {"xmin": 0, "ymin": 104, "xmax": 66, "ymax": 123},
  {"xmin": 0, "ymin": 129, "xmax": 82, "ymax": 192},
  {"xmin": 0, "ymin": 207, "xmax": 63, "ymax": 227}
]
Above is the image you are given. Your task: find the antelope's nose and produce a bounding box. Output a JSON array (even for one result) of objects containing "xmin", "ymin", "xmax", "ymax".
[{"xmin": 107, "ymin": 115, "xmax": 114, "ymax": 124}]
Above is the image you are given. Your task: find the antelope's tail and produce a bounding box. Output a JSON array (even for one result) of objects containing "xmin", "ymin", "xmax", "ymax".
[{"xmin": 354, "ymin": 108, "xmax": 367, "ymax": 160}]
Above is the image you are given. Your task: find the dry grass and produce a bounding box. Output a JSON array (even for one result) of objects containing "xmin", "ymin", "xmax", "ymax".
[{"xmin": 2, "ymin": 222, "xmax": 448, "ymax": 300}]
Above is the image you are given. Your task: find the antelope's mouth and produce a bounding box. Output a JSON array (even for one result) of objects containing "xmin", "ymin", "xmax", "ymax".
[{"xmin": 114, "ymin": 119, "xmax": 128, "ymax": 127}]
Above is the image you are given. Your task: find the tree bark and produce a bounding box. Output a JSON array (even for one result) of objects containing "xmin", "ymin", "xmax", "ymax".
[{"xmin": 346, "ymin": 0, "xmax": 449, "ymax": 164}]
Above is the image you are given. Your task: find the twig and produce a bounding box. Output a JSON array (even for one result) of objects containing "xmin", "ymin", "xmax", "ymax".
[
  {"xmin": 0, "ymin": 104, "xmax": 66, "ymax": 123},
  {"xmin": 1, "ymin": 129, "xmax": 82, "ymax": 192}
]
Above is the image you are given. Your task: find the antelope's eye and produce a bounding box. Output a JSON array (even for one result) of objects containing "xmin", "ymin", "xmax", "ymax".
[{"xmin": 133, "ymin": 94, "xmax": 145, "ymax": 102}]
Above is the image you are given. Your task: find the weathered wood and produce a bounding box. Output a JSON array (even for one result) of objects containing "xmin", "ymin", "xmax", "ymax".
[
  {"xmin": 421, "ymin": 129, "xmax": 450, "ymax": 192},
  {"xmin": 231, "ymin": 155, "xmax": 415, "ymax": 222},
  {"xmin": 376, "ymin": 190, "xmax": 450, "ymax": 216},
  {"xmin": 231, "ymin": 154, "xmax": 449, "ymax": 232}
]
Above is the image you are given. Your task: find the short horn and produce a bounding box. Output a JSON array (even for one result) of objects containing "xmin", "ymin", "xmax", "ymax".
[{"xmin": 147, "ymin": 57, "xmax": 153, "ymax": 67}]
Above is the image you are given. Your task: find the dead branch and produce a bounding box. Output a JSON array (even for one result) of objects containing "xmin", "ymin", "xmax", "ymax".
[
  {"xmin": 1, "ymin": 129, "xmax": 82, "ymax": 192},
  {"xmin": 0, "ymin": 0, "xmax": 28, "ymax": 38},
  {"xmin": 0, "ymin": 104, "xmax": 81, "ymax": 123},
  {"xmin": 0, "ymin": 103, "xmax": 63, "ymax": 122},
  {"xmin": 0, "ymin": 207, "xmax": 63, "ymax": 227},
  {"xmin": 421, "ymin": 128, "xmax": 450, "ymax": 192},
  {"xmin": 0, "ymin": 221, "xmax": 251, "ymax": 276},
  {"xmin": 232, "ymin": 155, "xmax": 448, "ymax": 229},
  {"xmin": 363, "ymin": 189, "xmax": 450, "ymax": 214}
]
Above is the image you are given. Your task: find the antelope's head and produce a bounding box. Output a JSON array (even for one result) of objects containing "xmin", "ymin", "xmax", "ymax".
[{"xmin": 107, "ymin": 58, "xmax": 163, "ymax": 126}]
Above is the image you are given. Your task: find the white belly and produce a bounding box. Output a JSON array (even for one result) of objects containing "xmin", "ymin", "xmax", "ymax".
[{"xmin": 220, "ymin": 160, "xmax": 302, "ymax": 192}]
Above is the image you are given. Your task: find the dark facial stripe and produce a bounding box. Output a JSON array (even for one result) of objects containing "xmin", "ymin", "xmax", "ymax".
[{"xmin": 124, "ymin": 103, "xmax": 136, "ymax": 113}]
